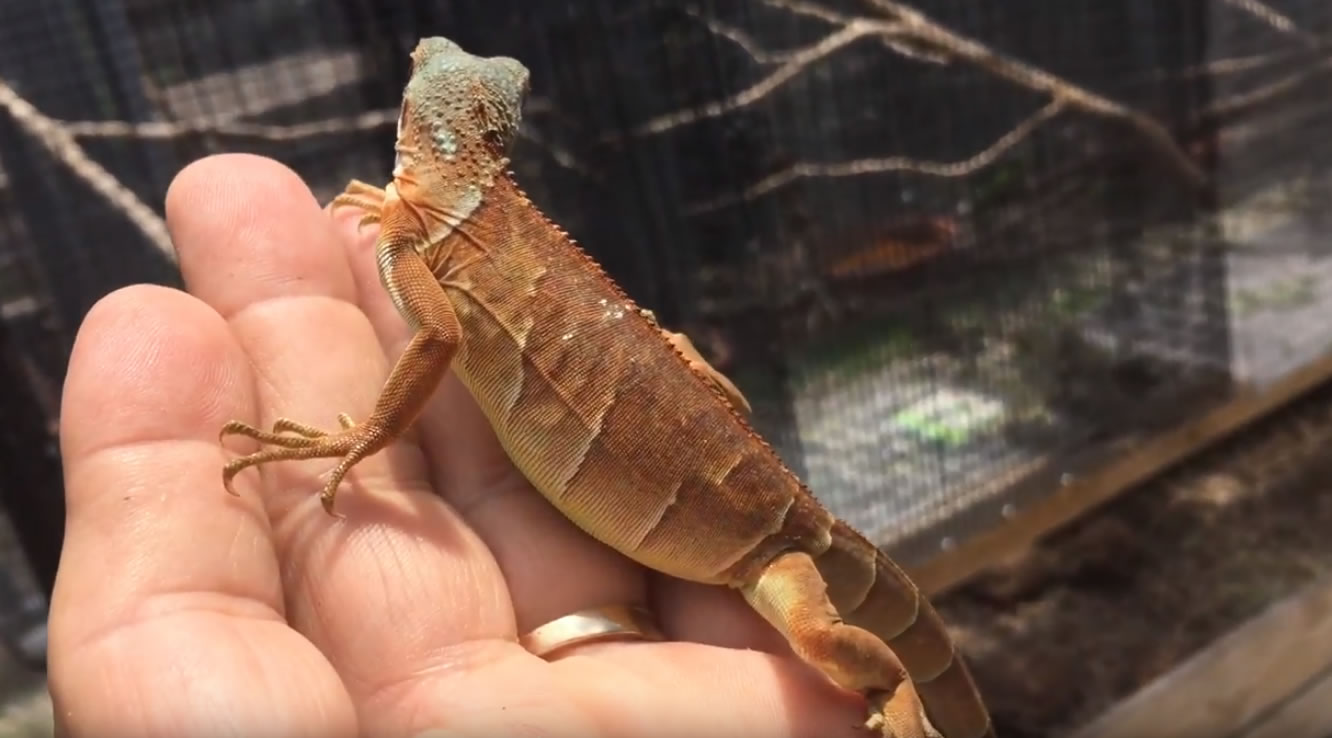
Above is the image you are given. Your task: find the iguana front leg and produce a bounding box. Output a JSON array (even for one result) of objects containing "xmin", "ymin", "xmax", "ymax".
[
  {"xmin": 330, "ymin": 179, "xmax": 387, "ymax": 228},
  {"xmin": 221, "ymin": 187, "xmax": 455, "ymax": 513},
  {"xmin": 742, "ymin": 552, "xmax": 941, "ymax": 738}
]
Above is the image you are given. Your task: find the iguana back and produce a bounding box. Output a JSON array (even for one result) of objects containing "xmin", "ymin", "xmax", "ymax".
[{"xmin": 434, "ymin": 172, "xmax": 832, "ymax": 584}]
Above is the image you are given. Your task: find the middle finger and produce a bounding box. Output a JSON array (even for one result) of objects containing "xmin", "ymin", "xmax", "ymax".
[{"xmin": 168, "ymin": 154, "xmax": 517, "ymax": 704}]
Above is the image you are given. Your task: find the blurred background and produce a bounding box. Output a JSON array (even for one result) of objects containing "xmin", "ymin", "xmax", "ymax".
[{"xmin": 2, "ymin": 0, "xmax": 1332, "ymax": 735}]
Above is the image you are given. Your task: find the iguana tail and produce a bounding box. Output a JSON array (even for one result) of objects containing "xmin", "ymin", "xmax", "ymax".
[{"xmin": 813, "ymin": 519, "xmax": 996, "ymax": 738}]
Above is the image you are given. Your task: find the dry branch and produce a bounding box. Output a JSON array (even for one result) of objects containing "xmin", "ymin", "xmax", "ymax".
[
  {"xmin": 685, "ymin": 98, "xmax": 1068, "ymax": 215},
  {"xmin": 633, "ymin": 0, "xmax": 1213, "ymax": 212},
  {"xmin": 854, "ymin": 0, "xmax": 1208, "ymax": 188},
  {"xmin": 0, "ymin": 78, "xmax": 176, "ymax": 262},
  {"xmin": 61, "ymin": 108, "xmax": 398, "ymax": 141},
  {"xmin": 57, "ymin": 101, "xmax": 594, "ymax": 178},
  {"xmin": 1221, "ymin": 0, "xmax": 1319, "ymax": 45},
  {"xmin": 613, "ymin": 19, "xmax": 898, "ymax": 138},
  {"xmin": 1201, "ymin": 56, "xmax": 1332, "ymax": 125}
]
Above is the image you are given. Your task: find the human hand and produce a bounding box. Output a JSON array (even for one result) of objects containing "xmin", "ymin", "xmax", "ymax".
[{"xmin": 46, "ymin": 154, "xmax": 866, "ymax": 738}]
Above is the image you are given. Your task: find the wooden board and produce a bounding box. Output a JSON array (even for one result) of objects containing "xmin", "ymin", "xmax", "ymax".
[
  {"xmin": 1242, "ymin": 664, "xmax": 1332, "ymax": 738},
  {"xmin": 1069, "ymin": 574, "xmax": 1332, "ymax": 738}
]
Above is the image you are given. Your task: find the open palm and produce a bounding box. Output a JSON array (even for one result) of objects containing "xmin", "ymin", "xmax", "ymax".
[{"xmin": 46, "ymin": 154, "xmax": 866, "ymax": 738}]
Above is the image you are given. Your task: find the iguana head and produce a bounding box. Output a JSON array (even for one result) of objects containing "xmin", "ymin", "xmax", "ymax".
[
  {"xmin": 393, "ymin": 37, "xmax": 530, "ymax": 181},
  {"xmin": 388, "ymin": 37, "xmax": 531, "ymax": 246}
]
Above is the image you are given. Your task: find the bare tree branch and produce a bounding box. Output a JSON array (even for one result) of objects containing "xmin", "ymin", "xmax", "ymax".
[
  {"xmin": 684, "ymin": 99, "xmax": 1067, "ymax": 214},
  {"xmin": 0, "ymin": 78, "xmax": 175, "ymax": 262},
  {"xmin": 49, "ymin": 99, "xmax": 589, "ymax": 172},
  {"xmin": 611, "ymin": 19, "xmax": 900, "ymax": 139},
  {"xmin": 1201, "ymin": 55, "xmax": 1332, "ymax": 124},
  {"xmin": 1163, "ymin": 48, "xmax": 1305, "ymax": 82},
  {"xmin": 761, "ymin": 0, "xmax": 950, "ymax": 63},
  {"xmin": 623, "ymin": 0, "xmax": 1207, "ymax": 200},
  {"xmin": 59, "ymin": 108, "xmax": 593, "ymax": 176},
  {"xmin": 854, "ymin": 0, "xmax": 1208, "ymax": 187},
  {"xmin": 683, "ymin": 6, "xmax": 796, "ymax": 63},
  {"xmin": 60, "ymin": 108, "xmax": 398, "ymax": 140},
  {"xmin": 1221, "ymin": 0, "xmax": 1320, "ymax": 44},
  {"xmin": 762, "ymin": 0, "xmax": 853, "ymax": 26}
]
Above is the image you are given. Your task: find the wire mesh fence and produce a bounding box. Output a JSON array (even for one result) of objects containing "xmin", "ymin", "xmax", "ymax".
[
  {"xmin": 1, "ymin": 0, "xmax": 1332, "ymax": 654},
  {"xmin": 5, "ymin": 0, "xmax": 1332, "ymax": 735}
]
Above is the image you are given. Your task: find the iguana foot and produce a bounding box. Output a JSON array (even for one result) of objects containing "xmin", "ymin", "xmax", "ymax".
[
  {"xmin": 330, "ymin": 179, "xmax": 387, "ymax": 229},
  {"xmin": 865, "ymin": 688, "xmax": 944, "ymax": 738},
  {"xmin": 220, "ymin": 413, "xmax": 387, "ymax": 514}
]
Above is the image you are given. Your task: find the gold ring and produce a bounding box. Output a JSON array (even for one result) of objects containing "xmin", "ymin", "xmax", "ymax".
[{"xmin": 519, "ymin": 604, "xmax": 664, "ymax": 658}]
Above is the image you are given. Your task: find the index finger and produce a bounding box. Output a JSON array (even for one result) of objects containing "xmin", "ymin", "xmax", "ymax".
[{"xmin": 49, "ymin": 284, "xmax": 355, "ymax": 737}]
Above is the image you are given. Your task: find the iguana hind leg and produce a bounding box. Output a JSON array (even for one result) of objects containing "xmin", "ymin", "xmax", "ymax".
[
  {"xmin": 636, "ymin": 308, "xmax": 750, "ymax": 415},
  {"xmin": 662, "ymin": 329, "xmax": 751, "ymax": 415},
  {"xmin": 740, "ymin": 551, "xmax": 941, "ymax": 738}
]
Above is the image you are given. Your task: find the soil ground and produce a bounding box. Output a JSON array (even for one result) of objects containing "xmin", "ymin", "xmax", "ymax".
[{"xmin": 935, "ymin": 379, "xmax": 1332, "ymax": 737}]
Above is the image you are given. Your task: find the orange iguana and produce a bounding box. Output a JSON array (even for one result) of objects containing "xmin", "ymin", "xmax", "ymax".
[{"xmin": 218, "ymin": 36, "xmax": 994, "ymax": 738}]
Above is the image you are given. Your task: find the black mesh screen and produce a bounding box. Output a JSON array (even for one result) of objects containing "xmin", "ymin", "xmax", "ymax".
[{"xmin": 0, "ymin": 0, "xmax": 1330, "ymax": 605}]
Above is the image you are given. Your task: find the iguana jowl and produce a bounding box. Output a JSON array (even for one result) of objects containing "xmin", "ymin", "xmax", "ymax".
[{"xmin": 218, "ymin": 36, "xmax": 995, "ymax": 738}]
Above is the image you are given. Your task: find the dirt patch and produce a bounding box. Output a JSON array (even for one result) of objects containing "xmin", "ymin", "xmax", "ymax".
[{"xmin": 934, "ymin": 381, "xmax": 1332, "ymax": 737}]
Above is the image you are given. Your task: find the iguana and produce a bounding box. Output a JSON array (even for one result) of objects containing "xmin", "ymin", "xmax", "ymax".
[{"xmin": 218, "ymin": 36, "xmax": 994, "ymax": 738}]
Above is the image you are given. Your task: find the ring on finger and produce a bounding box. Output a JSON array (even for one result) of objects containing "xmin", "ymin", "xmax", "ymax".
[{"xmin": 519, "ymin": 604, "xmax": 665, "ymax": 658}]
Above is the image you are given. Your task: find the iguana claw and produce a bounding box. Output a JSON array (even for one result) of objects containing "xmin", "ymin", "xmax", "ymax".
[
  {"xmin": 330, "ymin": 179, "xmax": 386, "ymax": 230},
  {"xmin": 219, "ymin": 413, "xmax": 383, "ymax": 515}
]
